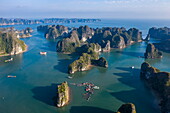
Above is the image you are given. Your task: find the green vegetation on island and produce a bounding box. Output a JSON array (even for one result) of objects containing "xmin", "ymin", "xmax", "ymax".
[
  {"xmin": 37, "ymin": 25, "xmax": 142, "ymax": 53},
  {"xmin": 57, "ymin": 30, "xmax": 80, "ymax": 53},
  {"xmin": 68, "ymin": 46, "xmax": 101, "ymax": 74},
  {"xmin": 38, "ymin": 25, "xmax": 68, "ymax": 39},
  {"xmin": 56, "ymin": 81, "xmax": 69, "ymax": 107},
  {"xmin": 0, "ymin": 31, "xmax": 27, "ymax": 56},
  {"xmin": 37, "ymin": 25, "xmax": 142, "ymax": 74},
  {"xmin": 140, "ymin": 62, "xmax": 170, "ymax": 113}
]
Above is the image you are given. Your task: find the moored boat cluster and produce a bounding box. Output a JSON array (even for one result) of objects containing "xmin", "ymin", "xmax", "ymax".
[{"xmin": 70, "ymin": 82, "xmax": 99, "ymax": 101}]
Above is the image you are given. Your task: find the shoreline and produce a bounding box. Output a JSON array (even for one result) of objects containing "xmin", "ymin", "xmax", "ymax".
[
  {"xmin": 60, "ymin": 40, "xmax": 143, "ymax": 55},
  {"xmin": 57, "ymin": 84, "xmax": 70, "ymax": 108},
  {"xmin": 20, "ymin": 35, "xmax": 32, "ymax": 38},
  {"xmin": 0, "ymin": 45, "xmax": 28, "ymax": 57}
]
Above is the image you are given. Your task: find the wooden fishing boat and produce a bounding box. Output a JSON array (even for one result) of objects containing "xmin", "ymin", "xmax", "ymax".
[
  {"xmin": 7, "ymin": 75, "xmax": 16, "ymax": 78},
  {"xmin": 5, "ymin": 58, "xmax": 13, "ymax": 62},
  {"xmin": 40, "ymin": 52, "xmax": 47, "ymax": 55}
]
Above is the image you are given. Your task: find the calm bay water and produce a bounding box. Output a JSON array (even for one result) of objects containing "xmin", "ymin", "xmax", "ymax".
[{"xmin": 0, "ymin": 19, "xmax": 170, "ymax": 113}]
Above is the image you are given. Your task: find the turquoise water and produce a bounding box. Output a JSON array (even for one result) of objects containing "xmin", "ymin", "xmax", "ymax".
[{"xmin": 0, "ymin": 19, "xmax": 170, "ymax": 113}]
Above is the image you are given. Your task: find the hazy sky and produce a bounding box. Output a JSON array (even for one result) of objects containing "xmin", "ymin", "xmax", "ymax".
[{"xmin": 0, "ymin": 0, "xmax": 170, "ymax": 19}]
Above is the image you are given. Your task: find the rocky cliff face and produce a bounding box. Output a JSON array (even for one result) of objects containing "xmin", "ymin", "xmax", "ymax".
[
  {"xmin": 68, "ymin": 48, "xmax": 107, "ymax": 74},
  {"xmin": 140, "ymin": 62, "xmax": 170, "ymax": 113},
  {"xmin": 57, "ymin": 30, "xmax": 80, "ymax": 53},
  {"xmin": 37, "ymin": 25, "xmax": 142, "ymax": 53},
  {"xmin": 111, "ymin": 35, "xmax": 126, "ymax": 49},
  {"xmin": 90, "ymin": 27, "xmax": 142, "ymax": 50},
  {"xmin": 45, "ymin": 27, "xmax": 59, "ymax": 39},
  {"xmin": 148, "ymin": 27, "xmax": 170, "ymax": 40},
  {"xmin": 23, "ymin": 27, "xmax": 33, "ymax": 34},
  {"xmin": 144, "ymin": 43, "xmax": 162, "ymax": 59},
  {"xmin": 75, "ymin": 25, "xmax": 94, "ymax": 42},
  {"xmin": 54, "ymin": 25, "xmax": 142, "ymax": 74},
  {"xmin": 87, "ymin": 43, "xmax": 101, "ymax": 53},
  {"xmin": 92, "ymin": 57, "xmax": 108, "ymax": 68},
  {"xmin": 37, "ymin": 25, "xmax": 68, "ymax": 39},
  {"xmin": 117, "ymin": 103, "xmax": 136, "ymax": 113},
  {"xmin": 75, "ymin": 43, "xmax": 101, "ymax": 55},
  {"xmin": 45, "ymin": 25, "xmax": 68, "ymax": 39},
  {"xmin": 0, "ymin": 27, "xmax": 33, "ymax": 39},
  {"xmin": 57, "ymin": 81, "xmax": 69, "ymax": 107},
  {"xmin": 68, "ymin": 53, "xmax": 93, "ymax": 74},
  {"xmin": 0, "ymin": 32, "xmax": 26, "ymax": 56},
  {"xmin": 19, "ymin": 27, "xmax": 33, "ymax": 38},
  {"xmin": 146, "ymin": 27, "xmax": 170, "ymax": 53},
  {"xmin": 127, "ymin": 28, "xmax": 142, "ymax": 42},
  {"xmin": 102, "ymin": 40, "xmax": 111, "ymax": 52}
]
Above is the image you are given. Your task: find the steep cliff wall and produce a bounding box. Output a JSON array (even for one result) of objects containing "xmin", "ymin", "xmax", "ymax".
[
  {"xmin": 140, "ymin": 62, "xmax": 170, "ymax": 113},
  {"xmin": 0, "ymin": 32, "xmax": 27, "ymax": 56},
  {"xmin": 57, "ymin": 82, "xmax": 69, "ymax": 107}
]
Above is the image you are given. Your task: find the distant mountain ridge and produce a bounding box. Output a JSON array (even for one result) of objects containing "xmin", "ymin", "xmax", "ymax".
[{"xmin": 0, "ymin": 18, "xmax": 101, "ymax": 26}]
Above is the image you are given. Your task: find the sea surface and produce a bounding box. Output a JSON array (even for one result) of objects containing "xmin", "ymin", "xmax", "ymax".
[{"xmin": 0, "ymin": 19, "xmax": 170, "ymax": 113}]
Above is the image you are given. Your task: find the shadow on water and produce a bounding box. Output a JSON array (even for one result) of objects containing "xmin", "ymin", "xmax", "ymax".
[
  {"xmin": 31, "ymin": 83, "xmax": 59, "ymax": 106},
  {"xmin": 116, "ymin": 67, "xmax": 139, "ymax": 74},
  {"xmin": 145, "ymin": 58, "xmax": 161, "ymax": 65},
  {"xmin": 54, "ymin": 54, "xmax": 78, "ymax": 74},
  {"xmin": 70, "ymin": 106, "xmax": 114, "ymax": 113},
  {"xmin": 54, "ymin": 59, "xmax": 75, "ymax": 73},
  {"xmin": 116, "ymin": 51, "xmax": 144, "ymax": 58},
  {"xmin": 110, "ymin": 67, "xmax": 160, "ymax": 113}
]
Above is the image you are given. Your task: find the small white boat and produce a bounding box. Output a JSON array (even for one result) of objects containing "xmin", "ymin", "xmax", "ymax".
[
  {"xmin": 5, "ymin": 58, "xmax": 13, "ymax": 62},
  {"xmin": 7, "ymin": 75, "xmax": 16, "ymax": 78},
  {"xmin": 131, "ymin": 66, "xmax": 135, "ymax": 69},
  {"xmin": 68, "ymin": 76, "xmax": 73, "ymax": 79},
  {"xmin": 40, "ymin": 52, "xmax": 47, "ymax": 55},
  {"xmin": 93, "ymin": 86, "xmax": 100, "ymax": 90}
]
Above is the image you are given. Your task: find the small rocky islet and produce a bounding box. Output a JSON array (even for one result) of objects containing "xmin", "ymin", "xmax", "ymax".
[
  {"xmin": 144, "ymin": 43, "xmax": 162, "ymax": 59},
  {"xmin": 56, "ymin": 81, "xmax": 69, "ymax": 107},
  {"xmin": 0, "ymin": 27, "xmax": 33, "ymax": 38},
  {"xmin": 0, "ymin": 27, "xmax": 33, "ymax": 57}
]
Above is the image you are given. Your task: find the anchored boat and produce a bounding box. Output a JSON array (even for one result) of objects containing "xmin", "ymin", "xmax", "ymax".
[
  {"xmin": 40, "ymin": 52, "xmax": 47, "ymax": 55},
  {"xmin": 93, "ymin": 86, "xmax": 100, "ymax": 89},
  {"xmin": 5, "ymin": 58, "xmax": 13, "ymax": 62},
  {"xmin": 7, "ymin": 75, "xmax": 16, "ymax": 78}
]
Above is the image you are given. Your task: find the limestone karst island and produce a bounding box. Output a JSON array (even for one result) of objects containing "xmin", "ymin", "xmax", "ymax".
[{"xmin": 0, "ymin": 0, "xmax": 170, "ymax": 113}]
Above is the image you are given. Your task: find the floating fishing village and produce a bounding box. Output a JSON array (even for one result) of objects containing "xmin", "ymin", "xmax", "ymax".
[{"xmin": 70, "ymin": 82, "xmax": 100, "ymax": 101}]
